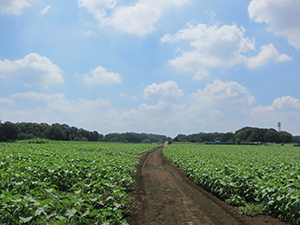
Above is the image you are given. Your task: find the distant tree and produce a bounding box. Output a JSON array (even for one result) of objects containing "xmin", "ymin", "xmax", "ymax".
[
  {"xmin": 2, "ymin": 121, "xmax": 19, "ymax": 141},
  {"xmin": 78, "ymin": 128, "xmax": 89, "ymax": 141},
  {"xmin": 0, "ymin": 123, "xmax": 4, "ymax": 142},
  {"xmin": 18, "ymin": 132, "xmax": 36, "ymax": 140},
  {"xmin": 104, "ymin": 133, "xmax": 119, "ymax": 142},
  {"xmin": 264, "ymin": 129, "xmax": 280, "ymax": 143},
  {"xmin": 89, "ymin": 131, "xmax": 100, "ymax": 142},
  {"xmin": 98, "ymin": 134, "xmax": 104, "ymax": 142},
  {"xmin": 189, "ymin": 138, "xmax": 196, "ymax": 143},
  {"xmin": 173, "ymin": 134, "xmax": 187, "ymax": 142},
  {"xmin": 293, "ymin": 136, "xmax": 300, "ymax": 143},
  {"xmin": 46, "ymin": 123, "xmax": 66, "ymax": 140},
  {"xmin": 235, "ymin": 127, "xmax": 253, "ymax": 142},
  {"xmin": 278, "ymin": 131, "xmax": 293, "ymax": 143},
  {"xmin": 248, "ymin": 130, "xmax": 261, "ymax": 142},
  {"xmin": 60, "ymin": 124, "xmax": 70, "ymax": 140},
  {"xmin": 124, "ymin": 132, "xmax": 142, "ymax": 143},
  {"xmin": 220, "ymin": 132, "xmax": 235, "ymax": 142},
  {"xmin": 143, "ymin": 139, "xmax": 151, "ymax": 144}
]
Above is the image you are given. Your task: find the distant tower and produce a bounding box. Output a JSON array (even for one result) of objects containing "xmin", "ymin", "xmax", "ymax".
[{"xmin": 277, "ymin": 122, "xmax": 281, "ymax": 132}]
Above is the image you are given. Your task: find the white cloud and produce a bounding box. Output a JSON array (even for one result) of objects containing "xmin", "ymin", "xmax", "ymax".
[
  {"xmin": 251, "ymin": 96, "xmax": 300, "ymax": 133},
  {"xmin": 40, "ymin": 5, "xmax": 52, "ymax": 14},
  {"xmin": 249, "ymin": 0, "xmax": 300, "ymax": 50},
  {"xmin": 252, "ymin": 96, "xmax": 300, "ymax": 119},
  {"xmin": 0, "ymin": 97, "xmax": 15, "ymax": 105},
  {"xmin": 139, "ymin": 100, "xmax": 171, "ymax": 112},
  {"xmin": 78, "ymin": 0, "xmax": 116, "ymax": 20},
  {"xmin": 77, "ymin": 98, "xmax": 111, "ymax": 108},
  {"xmin": 47, "ymin": 97, "xmax": 110, "ymax": 115},
  {"xmin": 0, "ymin": 107, "xmax": 48, "ymax": 123},
  {"xmin": 79, "ymin": 0, "xmax": 191, "ymax": 36},
  {"xmin": 12, "ymin": 91, "xmax": 65, "ymax": 101},
  {"xmin": 1, "ymin": 83, "xmax": 256, "ymax": 137},
  {"xmin": 5, "ymin": 91, "xmax": 111, "ymax": 123},
  {"xmin": 0, "ymin": 0, "xmax": 35, "ymax": 15},
  {"xmin": 0, "ymin": 93, "xmax": 115, "ymax": 135},
  {"xmin": 162, "ymin": 23, "xmax": 291, "ymax": 79},
  {"xmin": 143, "ymin": 81, "xmax": 184, "ymax": 100},
  {"xmin": 0, "ymin": 53, "xmax": 64, "ymax": 90},
  {"xmin": 98, "ymin": 80, "xmax": 256, "ymax": 136},
  {"xmin": 100, "ymin": 2, "xmax": 162, "ymax": 36},
  {"xmin": 190, "ymin": 79, "xmax": 256, "ymax": 107},
  {"xmin": 246, "ymin": 44, "xmax": 292, "ymax": 67},
  {"xmin": 83, "ymin": 65, "xmax": 122, "ymax": 85},
  {"xmin": 83, "ymin": 30, "xmax": 96, "ymax": 37}
]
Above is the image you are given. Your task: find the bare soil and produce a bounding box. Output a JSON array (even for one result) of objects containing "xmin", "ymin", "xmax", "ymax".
[{"xmin": 126, "ymin": 146, "xmax": 290, "ymax": 225}]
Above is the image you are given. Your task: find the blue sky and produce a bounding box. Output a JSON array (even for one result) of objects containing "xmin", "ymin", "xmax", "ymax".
[{"xmin": 0, "ymin": 0, "xmax": 299, "ymax": 137}]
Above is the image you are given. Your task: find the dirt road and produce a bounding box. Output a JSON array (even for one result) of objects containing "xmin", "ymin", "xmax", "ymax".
[{"xmin": 126, "ymin": 147, "xmax": 289, "ymax": 225}]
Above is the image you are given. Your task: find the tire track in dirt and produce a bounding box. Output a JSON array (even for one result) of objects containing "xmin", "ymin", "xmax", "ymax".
[{"xmin": 126, "ymin": 146, "xmax": 290, "ymax": 225}]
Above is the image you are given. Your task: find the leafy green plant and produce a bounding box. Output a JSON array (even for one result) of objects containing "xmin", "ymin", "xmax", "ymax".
[
  {"xmin": 0, "ymin": 142, "xmax": 160, "ymax": 224},
  {"xmin": 238, "ymin": 203, "xmax": 266, "ymax": 216},
  {"xmin": 163, "ymin": 143, "xmax": 300, "ymax": 224}
]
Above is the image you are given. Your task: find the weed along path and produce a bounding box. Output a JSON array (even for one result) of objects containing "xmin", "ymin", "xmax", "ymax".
[{"xmin": 126, "ymin": 146, "xmax": 290, "ymax": 225}]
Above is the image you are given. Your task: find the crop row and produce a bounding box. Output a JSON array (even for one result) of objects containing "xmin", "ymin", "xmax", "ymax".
[
  {"xmin": 0, "ymin": 142, "xmax": 161, "ymax": 224},
  {"xmin": 163, "ymin": 143, "xmax": 300, "ymax": 224}
]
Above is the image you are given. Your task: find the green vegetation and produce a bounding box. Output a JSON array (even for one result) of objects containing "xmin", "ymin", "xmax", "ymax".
[
  {"xmin": 174, "ymin": 126, "xmax": 294, "ymax": 143},
  {"xmin": 0, "ymin": 121, "xmax": 171, "ymax": 143},
  {"xmin": 163, "ymin": 143, "xmax": 300, "ymax": 224},
  {"xmin": 0, "ymin": 141, "xmax": 161, "ymax": 224}
]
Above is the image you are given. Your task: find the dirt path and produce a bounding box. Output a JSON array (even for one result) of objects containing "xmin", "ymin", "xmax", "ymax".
[{"xmin": 126, "ymin": 147, "xmax": 290, "ymax": 225}]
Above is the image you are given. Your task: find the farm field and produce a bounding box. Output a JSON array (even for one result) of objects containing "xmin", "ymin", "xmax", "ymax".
[
  {"xmin": 163, "ymin": 143, "xmax": 300, "ymax": 224},
  {"xmin": 0, "ymin": 141, "xmax": 161, "ymax": 224}
]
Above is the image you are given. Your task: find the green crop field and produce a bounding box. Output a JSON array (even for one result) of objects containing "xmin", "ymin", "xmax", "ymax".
[
  {"xmin": 163, "ymin": 143, "xmax": 300, "ymax": 224},
  {"xmin": 0, "ymin": 141, "xmax": 161, "ymax": 225}
]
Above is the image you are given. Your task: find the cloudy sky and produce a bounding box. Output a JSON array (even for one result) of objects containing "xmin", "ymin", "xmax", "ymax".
[{"xmin": 0, "ymin": 0, "xmax": 299, "ymax": 137}]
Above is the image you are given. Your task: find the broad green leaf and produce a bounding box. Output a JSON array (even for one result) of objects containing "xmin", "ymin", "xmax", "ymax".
[
  {"xmin": 64, "ymin": 208, "xmax": 77, "ymax": 218},
  {"xmin": 19, "ymin": 215, "xmax": 33, "ymax": 223}
]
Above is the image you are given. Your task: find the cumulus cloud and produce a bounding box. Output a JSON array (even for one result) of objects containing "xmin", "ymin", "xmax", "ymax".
[
  {"xmin": 190, "ymin": 79, "xmax": 256, "ymax": 107},
  {"xmin": 251, "ymin": 96, "xmax": 300, "ymax": 134},
  {"xmin": 143, "ymin": 81, "xmax": 184, "ymax": 100},
  {"xmin": 1, "ymin": 93, "xmax": 112, "ymax": 131},
  {"xmin": 100, "ymin": 2, "xmax": 161, "ymax": 36},
  {"xmin": 162, "ymin": 23, "xmax": 291, "ymax": 79},
  {"xmin": 248, "ymin": 0, "xmax": 300, "ymax": 50},
  {"xmin": 83, "ymin": 65, "xmax": 122, "ymax": 85},
  {"xmin": 78, "ymin": 0, "xmax": 191, "ymax": 36},
  {"xmin": 0, "ymin": 0, "xmax": 35, "ymax": 15},
  {"xmin": 96, "ymin": 80, "xmax": 255, "ymax": 135},
  {"xmin": 0, "ymin": 97, "xmax": 15, "ymax": 105},
  {"xmin": 103, "ymin": 80, "xmax": 255, "ymax": 135},
  {"xmin": 251, "ymin": 96, "xmax": 300, "ymax": 121},
  {"xmin": 246, "ymin": 44, "xmax": 292, "ymax": 67},
  {"xmin": 0, "ymin": 53, "xmax": 64, "ymax": 90}
]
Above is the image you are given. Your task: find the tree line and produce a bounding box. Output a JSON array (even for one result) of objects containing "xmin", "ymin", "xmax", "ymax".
[
  {"xmin": 174, "ymin": 126, "xmax": 296, "ymax": 144},
  {"xmin": 0, "ymin": 121, "xmax": 172, "ymax": 143},
  {"xmin": 0, "ymin": 121, "xmax": 298, "ymax": 144}
]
